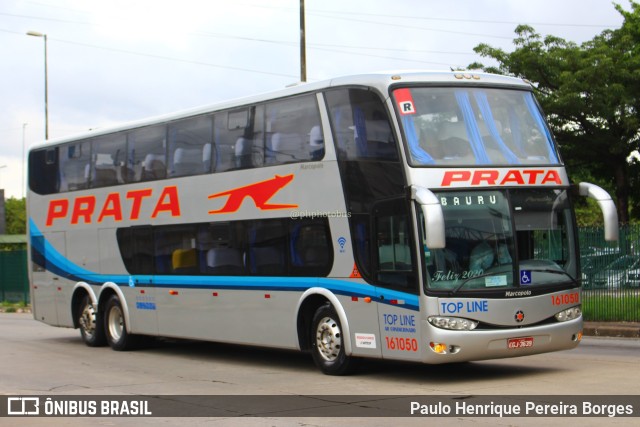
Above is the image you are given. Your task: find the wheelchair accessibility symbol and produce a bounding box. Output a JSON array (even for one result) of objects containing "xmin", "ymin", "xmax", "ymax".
[{"xmin": 520, "ymin": 270, "xmax": 532, "ymax": 285}]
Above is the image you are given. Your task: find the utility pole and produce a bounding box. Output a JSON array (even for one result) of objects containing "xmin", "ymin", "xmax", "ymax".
[
  {"xmin": 300, "ymin": 0, "xmax": 306, "ymax": 82},
  {"xmin": 27, "ymin": 31, "xmax": 49, "ymax": 140}
]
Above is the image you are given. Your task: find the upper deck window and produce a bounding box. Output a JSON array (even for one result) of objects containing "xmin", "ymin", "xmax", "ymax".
[
  {"xmin": 59, "ymin": 141, "xmax": 91, "ymax": 191},
  {"xmin": 326, "ymin": 88, "xmax": 398, "ymax": 161},
  {"xmin": 393, "ymin": 87, "xmax": 560, "ymax": 166}
]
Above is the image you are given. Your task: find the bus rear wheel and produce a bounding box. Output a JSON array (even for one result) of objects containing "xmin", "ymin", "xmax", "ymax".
[
  {"xmin": 77, "ymin": 294, "xmax": 106, "ymax": 347},
  {"xmin": 310, "ymin": 303, "xmax": 356, "ymax": 375},
  {"xmin": 104, "ymin": 294, "xmax": 139, "ymax": 351}
]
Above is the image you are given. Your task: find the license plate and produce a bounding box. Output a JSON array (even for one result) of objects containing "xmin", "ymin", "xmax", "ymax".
[{"xmin": 507, "ymin": 337, "xmax": 534, "ymax": 349}]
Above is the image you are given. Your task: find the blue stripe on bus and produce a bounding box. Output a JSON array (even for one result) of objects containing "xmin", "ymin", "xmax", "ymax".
[{"xmin": 29, "ymin": 219, "xmax": 419, "ymax": 311}]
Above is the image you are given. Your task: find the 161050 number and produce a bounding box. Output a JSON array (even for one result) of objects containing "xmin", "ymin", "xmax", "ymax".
[
  {"xmin": 551, "ymin": 292, "xmax": 579, "ymax": 306},
  {"xmin": 385, "ymin": 337, "xmax": 418, "ymax": 352}
]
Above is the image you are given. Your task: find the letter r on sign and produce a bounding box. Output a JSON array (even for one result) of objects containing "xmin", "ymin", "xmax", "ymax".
[
  {"xmin": 402, "ymin": 101, "xmax": 415, "ymax": 114},
  {"xmin": 394, "ymin": 88, "xmax": 417, "ymax": 115}
]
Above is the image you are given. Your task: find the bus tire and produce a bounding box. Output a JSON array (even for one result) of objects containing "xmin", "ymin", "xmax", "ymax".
[
  {"xmin": 310, "ymin": 303, "xmax": 355, "ymax": 375},
  {"xmin": 77, "ymin": 294, "xmax": 106, "ymax": 347},
  {"xmin": 104, "ymin": 294, "xmax": 138, "ymax": 351}
]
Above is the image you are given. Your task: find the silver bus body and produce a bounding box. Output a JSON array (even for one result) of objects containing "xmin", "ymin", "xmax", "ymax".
[{"xmin": 27, "ymin": 71, "xmax": 616, "ymax": 373}]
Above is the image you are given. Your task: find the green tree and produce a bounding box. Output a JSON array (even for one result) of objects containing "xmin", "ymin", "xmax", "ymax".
[
  {"xmin": 470, "ymin": 1, "xmax": 640, "ymax": 224},
  {"xmin": 5, "ymin": 197, "xmax": 26, "ymax": 235}
]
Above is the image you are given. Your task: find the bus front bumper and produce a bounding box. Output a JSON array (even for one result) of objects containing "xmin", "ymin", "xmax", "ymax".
[{"xmin": 420, "ymin": 318, "xmax": 582, "ymax": 364}]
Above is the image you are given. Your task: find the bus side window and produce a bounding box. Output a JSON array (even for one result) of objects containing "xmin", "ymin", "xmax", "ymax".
[
  {"xmin": 235, "ymin": 105, "xmax": 265, "ymax": 169},
  {"xmin": 168, "ymin": 115, "xmax": 213, "ymax": 177},
  {"xmin": 289, "ymin": 219, "xmax": 332, "ymax": 276},
  {"xmin": 198, "ymin": 223, "xmax": 245, "ymax": 276},
  {"xmin": 265, "ymin": 94, "xmax": 324, "ymax": 165},
  {"xmin": 154, "ymin": 225, "xmax": 198, "ymax": 274},
  {"xmin": 325, "ymin": 89, "xmax": 398, "ymax": 161},
  {"xmin": 373, "ymin": 201, "xmax": 417, "ymax": 292},
  {"xmin": 247, "ymin": 220, "xmax": 286, "ymax": 276},
  {"xmin": 59, "ymin": 141, "xmax": 91, "ymax": 192},
  {"xmin": 213, "ymin": 111, "xmax": 238, "ymax": 172},
  {"xmin": 128, "ymin": 124, "xmax": 167, "ymax": 182},
  {"xmin": 116, "ymin": 227, "xmax": 154, "ymax": 275},
  {"xmin": 215, "ymin": 106, "xmax": 265, "ymax": 171},
  {"xmin": 90, "ymin": 133, "xmax": 126, "ymax": 187},
  {"xmin": 29, "ymin": 148, "xmax": 60, "ymax": 195}
]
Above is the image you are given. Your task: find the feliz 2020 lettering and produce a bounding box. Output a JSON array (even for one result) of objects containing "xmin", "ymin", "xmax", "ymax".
[{"xmin": 432, "ymin": 270, "xmax": 483, "ymax": 282}]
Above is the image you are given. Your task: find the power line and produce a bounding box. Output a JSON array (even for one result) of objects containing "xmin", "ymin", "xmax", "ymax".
[
  {"xmin": 2, "ymin": 11, "xmax": 478, "ymax": 59},
  {"xmin": 0, "ymin": 11, "xmax": 94, "ymax": 27},
  {"xmin": 50, "ymin": 37, "xmax": 299, "ymax": 79},
  {"xmin": 4, "ymin": 23, "xmax": 475, "ymax": 73},
  {"xmin": 195, "ymin": 30, "xmax": 472, "ymax": 56},
  {"xmin": 0, "ymin": 25, "xmax": 299, "ymax": 79},
  {"xmin": 229, "ymin": 2, "xmax": 619, "ymax": 29},
  {"xmin": 306, "ymin": 7, "xmax": 619, "ymax": 28}
]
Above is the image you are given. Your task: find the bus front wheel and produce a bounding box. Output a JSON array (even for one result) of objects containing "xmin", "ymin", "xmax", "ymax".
[{"xmin": 310, "ymin": 303, "xmax": 355, "ymax": 375}]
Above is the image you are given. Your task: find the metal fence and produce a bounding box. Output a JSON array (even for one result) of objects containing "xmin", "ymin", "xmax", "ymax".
[
  {"xmin": 0, "ymin": 249, "xmax": 29, "ymax": 303},
  {"xmin": 579, "ymin": 225, "xmax": 640, "ymax": 322}
]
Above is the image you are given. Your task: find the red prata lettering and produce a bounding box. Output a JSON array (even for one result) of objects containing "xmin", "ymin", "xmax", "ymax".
[
  {"xmin": 71, "ymin": 196, "xmax": 96, "ymax": 225},
  {"xmin": 471, "ymin": 170, "xmax": 499, "ymax": 185},
  {"xmin": 151, "ymin": 186, "xmax": 181, "ymax": 218},
  {"xmin": 126, "ymin": 189, "xmax": 153, "ymax": 220},
  {"xmin": 441, "ymin": 169, "xmax": 564, "ymax": 186},
  {"xmin": 45, "ymin": 186, "xmax": 181, "ymax": 227},
  {"xmin": 46, "ymin": 199, "xmax": 69, "ymax": 227},
  {"xmin": 97, "ymin": 193, "xmax": 123, "ymax": 223}
]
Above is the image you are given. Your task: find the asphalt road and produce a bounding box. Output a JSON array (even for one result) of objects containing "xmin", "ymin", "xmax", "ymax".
[{"xmin": 1, "ymin": 313, "xmax": 638, "ymax": 426}]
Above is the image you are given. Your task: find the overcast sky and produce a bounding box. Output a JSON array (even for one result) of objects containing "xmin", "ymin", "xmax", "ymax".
[{"xmin": 0, "ymin": 0, "xmax": 627, "ymax": 199}]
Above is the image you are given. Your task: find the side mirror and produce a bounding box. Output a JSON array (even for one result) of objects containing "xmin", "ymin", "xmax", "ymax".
[
  {"xmin": 578, "ymin": 182, "xmax": 619, "ymax": 241},
  {"xmin": 412, "ymin": 186, "xmax": 445, "ymax": 249}
]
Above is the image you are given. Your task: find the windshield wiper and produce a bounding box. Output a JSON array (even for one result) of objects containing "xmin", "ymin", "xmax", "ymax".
[{"xmin": 523, "ymin": 268, "xmax": 580, "ymax": 287}]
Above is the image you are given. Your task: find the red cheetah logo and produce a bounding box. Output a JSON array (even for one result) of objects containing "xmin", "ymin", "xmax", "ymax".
[{"xmin": 208, "ymin": 174, "xmax": 298, "ymax": 214}]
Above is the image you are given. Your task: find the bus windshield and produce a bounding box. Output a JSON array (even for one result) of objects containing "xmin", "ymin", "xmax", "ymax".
[
  {"xmin": 420, "ymin": 189, "xmax": 578, "ymax": 293},
  {"xmin": 394, "ymin": 87, "xmax": 560, "ymax": 166}
]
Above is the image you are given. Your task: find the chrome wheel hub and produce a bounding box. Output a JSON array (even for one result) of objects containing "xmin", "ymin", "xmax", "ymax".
[
  {"xmin": 79, "ymin": 303, "xmax": 96, "ymax": 338},
  {"xmin": 315, "ymin": 316, "xmax": 342, "ymax": 362},
  {"xmin": 108, "ymin": 305, "xmax": 124, "ymax": 342}
]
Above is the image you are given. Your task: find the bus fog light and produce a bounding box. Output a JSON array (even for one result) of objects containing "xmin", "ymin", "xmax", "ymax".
[
  {"xmin": 555, "ymin": 306, "xmax": 582, "ymax": 322},
  {"xmin": 430, "ymin": 342, "xmax": 448, "ymax": 354},
  {"xmin": 428, "ymin": 316, "xmax": 478, "ymax": 330}
]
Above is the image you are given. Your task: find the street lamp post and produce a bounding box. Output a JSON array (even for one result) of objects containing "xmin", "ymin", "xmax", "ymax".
[{"xmin": 27, "ymin": 31, "xmax": 48, "ymax": 140}]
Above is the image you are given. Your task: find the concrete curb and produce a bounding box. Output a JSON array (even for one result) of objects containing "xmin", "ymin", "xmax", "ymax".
[{"xmin": 583, "ymin": 322, "xmax": 640, "ymax": 338}]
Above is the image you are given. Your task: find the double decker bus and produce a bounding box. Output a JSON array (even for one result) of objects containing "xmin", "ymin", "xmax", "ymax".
[{"xmin": 27, "ymin": 71, "xmax": 618, "ymax": 375}]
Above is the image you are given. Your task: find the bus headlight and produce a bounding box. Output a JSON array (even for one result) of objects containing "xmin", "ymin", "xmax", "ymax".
[
  {"xmin": 428, "ymin": 316, "xmax": 478, "ymax": 330},
  {"xmin": 554, "ymin": 306, "xmax": 582, "ymax": 322}
]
